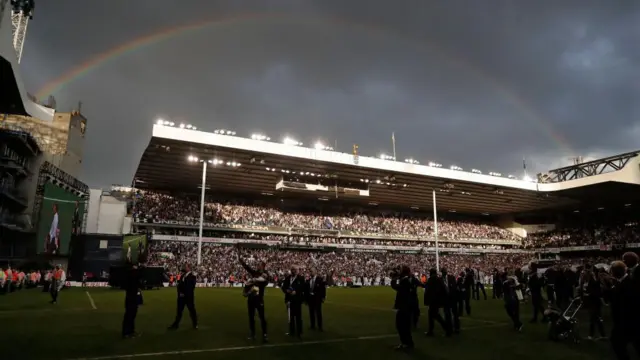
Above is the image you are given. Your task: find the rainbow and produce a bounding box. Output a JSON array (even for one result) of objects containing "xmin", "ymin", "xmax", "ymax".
[{"xmin": 34, "ymin": 13, "xmax": 573, "ymax": 153}]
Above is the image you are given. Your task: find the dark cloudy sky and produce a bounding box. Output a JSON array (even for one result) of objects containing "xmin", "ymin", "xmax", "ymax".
[{"xmin": 19, "ymin": 0, "xmax": 640, "ymax": 188}]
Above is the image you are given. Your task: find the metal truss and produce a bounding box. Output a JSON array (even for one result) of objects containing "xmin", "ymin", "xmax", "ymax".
[
  {"xmin": 10, "ymin": 0, "xmax": 34, "ymax": 63},
  {"xmin": 541, "ymin": 150, "xmax": 640, "ymax": 183},
  {"xmin": 11, "ymin": 9, "xmax": 28, "ymax": 63}
]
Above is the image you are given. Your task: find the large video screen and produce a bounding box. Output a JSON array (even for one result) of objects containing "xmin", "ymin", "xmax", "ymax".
[
  {"xmin": 123, "ymin": 234, "xmax": 148, "ymax": 264},
  {"xmin": 37, "ymin": 182, "xmax": 85, "ymax": 256}
]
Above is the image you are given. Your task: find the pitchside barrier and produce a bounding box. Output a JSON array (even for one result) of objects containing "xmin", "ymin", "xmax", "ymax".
[{"xmin": 64, "ymin": 281, "xmax": 494, "ymax": 289}]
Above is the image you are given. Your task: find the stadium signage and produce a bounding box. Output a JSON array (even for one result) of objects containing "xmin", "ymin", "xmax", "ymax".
[
  {"xmin": 152, "ymin": 235, "xmax": 532, "ymax": 253},
  {"xmin": 139, "ymin": 219, "xmax": 520, "ymax": 245},
  {"xmin": 290, "ymin": 228, "xmax": 340, "ymax": 236},
  {"xmin": 65, "ymin": 281, "xmax": 109, "ymax": 287},
  {"xmin": 540, "ymin": 243, "xmax": 640, "ymax": 253},
  {"xmin": 134, "ymin": 218, "xmax": 282, "ymax": 233},
  {"xmin": 153, "ymin": 235, "xmax": 279, "ymax": 245},
  {"xmin": 345, "ymin": 248, "xmax": 387, "ymax": 253}
]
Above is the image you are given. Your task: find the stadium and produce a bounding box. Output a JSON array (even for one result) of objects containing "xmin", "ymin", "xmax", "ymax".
[{"xmin": 2, "ymin": 2, "xmax": 640, "ymax": 360}]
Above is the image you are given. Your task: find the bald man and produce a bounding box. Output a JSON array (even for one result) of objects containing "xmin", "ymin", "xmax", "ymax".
[{"xmin": 282, "ymin": 266, "xmax": 307, "ymax": 338}]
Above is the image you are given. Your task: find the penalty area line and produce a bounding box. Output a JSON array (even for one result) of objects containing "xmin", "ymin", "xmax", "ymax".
[
  {"xmin": 85, "ymin": 291, "xmax": 97, "ymax": 310},
  {"xmin": 67, "ymin": 323, "xmax": 506, "ymax": 360}
]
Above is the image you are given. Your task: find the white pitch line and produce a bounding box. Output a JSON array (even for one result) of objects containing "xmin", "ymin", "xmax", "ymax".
[
  {"xmin": 85, "ymin": 291, "xmax": 97, "ymax": 310},
  {"xmin": 123, "ymin": 235, "xmax": 146, "ymax": 244},
  {"xmin": 67, "ymin": 323, "xmax": 506, "ymax": 360},
  {"xmin": 0, "ymin": 307, "xmax": 89, "ymax": 316}
]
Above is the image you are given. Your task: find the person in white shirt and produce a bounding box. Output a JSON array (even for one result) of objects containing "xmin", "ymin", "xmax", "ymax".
[
  {"xmin": 47, "ymin": 204, "xmax": 59, "ymax": 254},
  {"xmin": 473, "ymin": 268, "xmax": 487, "ymax": 300}
]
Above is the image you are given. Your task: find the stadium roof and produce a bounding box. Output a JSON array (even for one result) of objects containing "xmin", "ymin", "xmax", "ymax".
[{"xmin": 133, "ymin": 124, "xmax": 640, "ymax": 215}]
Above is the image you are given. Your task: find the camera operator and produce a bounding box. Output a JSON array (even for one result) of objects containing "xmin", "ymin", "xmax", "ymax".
[
  {"xmin": 608, "ymin": 260, "xmax": 640, "ymax": 360},
  {"xmin": 391, "ymin": 265, "xmax": 414, "ymax": 350},
  {"xmin": 578, "ymin": 264, "xmax": 605, "ymax": 340}
]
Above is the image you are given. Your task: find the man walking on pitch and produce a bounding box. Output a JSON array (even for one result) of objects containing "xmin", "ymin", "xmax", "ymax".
[
  {"xmin": 122, "ymin": 263, "xmax": 143, "ymax": 339},
  {"xmin": 50, "ymin": 265, "xmax": 65, "ymax": 304},
  {"xmin": 237, "ymin": 246, "xmax": 269, "ymax": 342},
  {"xmin": 168, "ymin": 263, "xmax": 198, "ymax": 330}
]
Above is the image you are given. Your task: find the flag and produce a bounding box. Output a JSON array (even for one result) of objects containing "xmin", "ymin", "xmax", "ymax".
[{"xmin": 324, "ymin": 217, "xmax": 334, "ymax": 229}]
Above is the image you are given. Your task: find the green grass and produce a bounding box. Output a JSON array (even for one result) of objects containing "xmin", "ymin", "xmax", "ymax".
[{"xmin": 0, "ymin": 287, "xmax": 613, "ymax": 360}]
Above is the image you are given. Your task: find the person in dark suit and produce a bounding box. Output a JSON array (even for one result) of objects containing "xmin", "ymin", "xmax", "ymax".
[
  {"xmin": 622, "ymin": 252, "xmax": 640, "ymax": 286},
  {"xmin": 306, "ymin": 269, "xmax": 326, "ymax": 331},
  {"xmin": 544, "ymin": 267, "xmax": 557, "ymax": 306},
  {"xmin": 281, "ymin": 266, "xmax": 306, "ymax": 338},
  {"xmin": 168, "ymin": 263, "xmax": 198, "ymax": 330},
  {"xmin": 424, "ymin": 268, "xmax": 451, "ymax": 337},
  {"xmin": 492, "ymin": 268, "xmax": 503, "ymax": 299},
  {"xmin": 609, "ymin": 260, "xmax": 640, "ymax": 360},
  {"xmin": 238, "ymin": 248, "xmax": 270, "ymax": 342},
  {"xmin": 457, "ymin": 270, "xmax": 472, "ymax": 316},
  {"xmin": 391, "ymin": 265, "xmax": 414, "ymax": 350},
  {"xmin": 409, "ymin": 273, "xmax": 424, "ymax": 329},
  {"xmin": 441, "ymin": 268, "xmax": 460, "ymax": 334},
  {"xmin": 528, "ymin": 264, "xmax": 547, "ymax": 323},
  {"xmin": 579, "ymin": 264, "xmax": 605, "ymax": 339},
  {"xmin": 122, "ymin": 264, "xmax": 142, "ymax": 339},
  {"xmin": 72, "ymin": 200, "xmax": 81, "ymax": 235}
]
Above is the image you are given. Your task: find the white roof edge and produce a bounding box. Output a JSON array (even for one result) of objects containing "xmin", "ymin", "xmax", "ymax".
[{"xmin": 152, "ymin": 124, "xmax": 640, "ymax": 194}]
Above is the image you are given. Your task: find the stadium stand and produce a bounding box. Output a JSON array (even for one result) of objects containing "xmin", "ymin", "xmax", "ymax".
[
  {"xmin": 122, "ymin": 123, "xmax": 640, "ymax": 287},
  {"xmin": 133, "ymin": 191, "xmax": 520, "ymax": 241}
]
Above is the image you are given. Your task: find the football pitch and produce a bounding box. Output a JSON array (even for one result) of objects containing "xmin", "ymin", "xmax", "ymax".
[{"xmin": 0, "ymin": 287, "xmax": 611, "ymax": 360}]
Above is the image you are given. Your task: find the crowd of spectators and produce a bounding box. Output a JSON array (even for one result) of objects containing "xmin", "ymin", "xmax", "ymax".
[
  {"xmin": 147, "ymin": 240, "xmax": 529, "ymax": 283},
  {"xmin": 523, "ymin": 223, "xmax": 640, "ymax": 249},
  {"xmin": 133, "ymin": 191, "xmax": 519, "ymax": 241}
]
